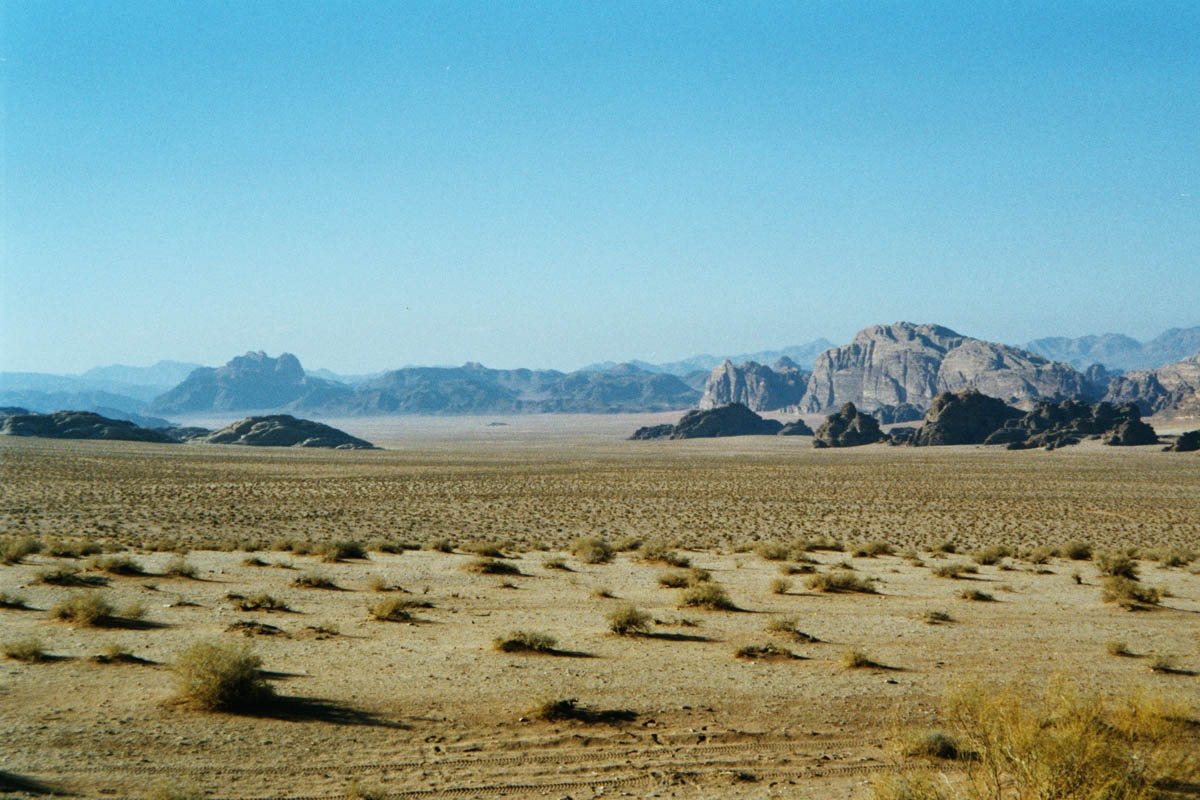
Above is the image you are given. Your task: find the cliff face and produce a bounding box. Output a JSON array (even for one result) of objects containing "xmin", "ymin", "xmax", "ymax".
[
  {"xmin": 699, "ymin": 360, "xmax": 808, "ymax": 411},
  {"xmin": 1104, "ymin": 353, "xmax": 1200, "ymax": 416},
  {"xmin": 801, "ymin": 322, "xmax": 1092, "ymax": 413}
]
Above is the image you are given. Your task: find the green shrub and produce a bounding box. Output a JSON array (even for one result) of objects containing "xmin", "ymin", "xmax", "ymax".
[
  {"xmin": 607, "ymin": 603, "xmax": 651, "ymax": 635},
  {"xmin": 174, "ymin": 639, "xmax": 274, "ymax": 711}
]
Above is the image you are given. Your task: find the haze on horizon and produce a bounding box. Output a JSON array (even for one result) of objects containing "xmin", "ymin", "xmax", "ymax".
[{"xmin": 3, "ymin": 2, "xmax": 1198, "ymax": 376}]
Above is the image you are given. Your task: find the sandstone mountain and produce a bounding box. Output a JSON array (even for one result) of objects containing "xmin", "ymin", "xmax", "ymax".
[
  {"xmin": 581, "ymin": 339, "xmax": 834, "ymax": 376},
  {"xmin": 698, "ymin": 360, "xmax": 808, "ymax": 411},
  {"xmin": 630, "ymin": 403, "xmax": 783, "ymax": 439},
  {"xmin": 150, "ymin": 352, "xmax": 352, "ymax": 415},
  {"xmin": 983, "ymin": 399, "xmax": 1157, "ymax": 450},
  {"xmin": 0, "ymin": 410, "xmax": 178, "ymax": 443},
  {"xmin": 912, "ymin": 390, "xmax": 1024, "ymax": 447},
  {"xmin": 1103, "ymin": 353, "xmax": 1200, "ymax": 417},
  {"xmin": 801, "ymin": 322, "xmax": 1092, "ymax": 414},
  {"xmin": 201, "ymin": 415, "xmax": 378, "ymax": 449},
  {"xmin": 1027, "ymin": 326, "xmax": 1200, "ymax": 371},
  {"xmin": 812, "ymin": 403, "xmax": 886, "ymax": 448}
]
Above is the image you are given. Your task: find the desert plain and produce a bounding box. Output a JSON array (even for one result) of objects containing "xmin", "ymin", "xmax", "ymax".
[{"xmin": 1, "ymin": 414, "xmax": 1198, "ymax": 800}]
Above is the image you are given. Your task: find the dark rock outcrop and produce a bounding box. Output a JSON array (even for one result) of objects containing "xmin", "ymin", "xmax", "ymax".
[
  {"xmin": 912, "ymin": 390, "xmax": 1023, "ymax": 447},
  {"xmin": 156, "ymin": 426, "xmax": 213, "ymax": 442},
  {"xmin": 802, "ymin": 322, "xmax": 1094, "ymax": 414},
  {"xmin": 1164, "ymin": 430, "xmax": 1200, "ymax": 452},
  {"xmin": 0, "ymin": 411, "xmax": 178, "ymax": 443},
  {"xmin": 201, "ymin": 415, "xmax": 378, "ymax": 449},
  {"xmin": 1103, "ymin": 353, "xmax": 1200, "ymax": 417},
  {"xmin": 778, "ymin": 419, "xmax": 815, "ymax": 436},
  {"xmin": 630, "ymin": 403, "xmax": 783, "ymax": 440},
  {"xmin": 983, "ymin": 399, "xmax": 1158, "ymax": 450},
  {"xmin": 698, "ymin": 360, "xmax": 809, "ymax": 412},
  {"xmin": 871, "ymin": 403, "xmax": 924, "ymax": 424},
  {"xmin": 813, "ymin": 403, "xmax": 886, "ymax": 448}
]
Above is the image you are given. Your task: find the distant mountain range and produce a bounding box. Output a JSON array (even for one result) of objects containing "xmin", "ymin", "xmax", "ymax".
[
  {"xmin": 1025, "ymin": 327, "xmax": 1200, "ymax": 371},
  {"xmin": 3, "ymin": 325, "xmax": 1197, "ymax": 420}
]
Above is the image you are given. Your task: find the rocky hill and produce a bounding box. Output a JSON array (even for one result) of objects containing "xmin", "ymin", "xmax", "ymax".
[
  {"xmin": 630, "ymin": 403, "xmax": 784, "ymax": 439},
  {"xmin": 201, "ymin": 415, "xmax": 378, "ymax": 449},
  {"xmin": 1027, "ymin": 326, "xmax": 1200, "ymax": 371},
  {"xmin": 698, "ymin": 359, "xmax": 809, "ymax": 411},
  {"xmin": 801, "ymin": 322, "xmax": 1092, "ymax": 414},
  {"xmin": 149, "ymin": 352, "xmax": 353, "ymax": 415},
  {"xmin": 912, "ymin": 390, "xmax": 1024, "ymax": 446},
  {"xmin": 1103, "ymin": 353, "xmax": 1200, "ymax": 417},
  {"xmin": 0, "ymin": 410, "xmax": 178, "ymax": 443},
  {"xmin": 812, "ymin": 403, "xmax": 886, "ymax": 448}
]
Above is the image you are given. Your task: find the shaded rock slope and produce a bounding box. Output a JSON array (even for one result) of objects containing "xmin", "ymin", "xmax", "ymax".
[
  {"xmin": 699, "ymin": 359, "xmax": 809, "ymax": 411},
  {"xmin": 812, "ymin": 403, "xmax": 886, "ymax": 448},
  {"xmin": 201, "ymin": 416, "xmax": 378, "ymax": 449},
  {"xmin": 0, "ymin": 411, "xmax": 178, "ymax": 444},
  {"xmin": 631, "ymin": 403, "xmax": 784, "ymax": 439},
  {"xmin": 1104, "ymin": 353, "xmax": 1200, "ymax": 417},
  {"xmin": 912, "ymin": 390, "xmax": 1023, "ymax": 446}
]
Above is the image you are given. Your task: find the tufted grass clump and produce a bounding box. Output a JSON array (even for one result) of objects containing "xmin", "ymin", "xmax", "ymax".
[
  {"xmin": 319, "ymin": 539, "xmax": 367, "ymax": 562},
  {"xmin": 755, "ymin": 542, "xmax": 789, "ymax": 561},
  {"xmin": 1101, "ymin": 577, "xmax": 1160, "ymax": 609},
  {"xmin": 840, "ymin": 647, "xmax": 877, "ymax": 668},
  {"xmin": 3, "ymin": 636, "xmax": 47, "ymax": 662},
  {"xmin": 931, "ymin": 562, "xmax": 978, "ymax": 578},
  {"xmin": 769, "ymin": 577, "xmax": 791, "ymax": 594},
  {"xmin": 493, "ymin": 630, "xmax": 557, "ymax": 653},
  {"xmin": 637, "ymin": 540, "xmax": 690, "ymax": 567},
  {"xmin": 1, "ymin": 535, "xmax": 41, "ymax": 565},
  {"xmin": 86, "ymin": 555, "xmax": 146, "ymax": 576},
  {"xmin": 679, "ymin": 582, "xmax": 737, "ymax": 610},
  {"xmin": 1095, "ymin": 551, "xmax": 1139, "ymax": 580},
  {"xmin": 1106, "ymin": 639, "xmax": 1133, "ymax": 656},
  {"xmin": 959, "ymin": 588, "xmax": 994, "ymax": 602},
  {"xmin": 228, "ymin": 592, "xmax": 289, "ymax": 612},
  {"xmin": 607, "ymin": 603, "xmax": 651, "ymax": 635},
  {"xmin": 765, "ymin": 615, "xmax": 818, "ymax": 642},
  {"xmin": 462, "ymin": 541, "xmax": 506, "ymax": 558},
  {"xmin": 735, "ymin": 642, "xmax": 796, "ymax": 660},
  {"xmin": 974, "ymin": 545, "xmax": 1013, "ymax": 566},
  {"xmin": 0, "ymin": 590, "xmax": 29, "ymax": 609},
  {"xmin": 367, "ymin": 596, "xmax": 417, "ymax": 621},
  {"xmin": 1026, "ymin": 545, "xmax": 1055, "ymax": 565},
  {"xmin": 51, "ymin": 592, "xmax": 114, "ymax": 625},
  {"xmin": 856, "ymin": 539, "xmax": 895, "ymax": 557},
  {"xmin": 571, "ymin": 537, "xmax": 614, "ymax": 564},
  {"xmin": 1158, "ymin": 547, "xmax": 1196, "ymax": 568},
  {"xmin": 463, "ymin": 558, "xmax": 521, "ymax": 575},
  {"xmin": 805, "ymin": 571, "xmax": 876, "ymax": 593},
  {"xmin": 175, "ymin": 638, "xmax": 274, "ymax": 712},
  {"xmin": 1060, "ymin": 541, "xmax": 1092, "ymax": 560},
  {"xmin": 163, "ymin": 556, "xmax": 198, "ymax": 578},
  {"xmin": 923, "ymin": 609, "xmax": 953, "ymax": 624},
  {"xmin": 293, "ymin": 569, "xmax": 338, "ymax": 589}
]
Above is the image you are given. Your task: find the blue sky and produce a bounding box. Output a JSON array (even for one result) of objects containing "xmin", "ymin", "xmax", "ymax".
[{"xmin": 3, "ymin": 1, "xmax": 1197, "ymax": 374}]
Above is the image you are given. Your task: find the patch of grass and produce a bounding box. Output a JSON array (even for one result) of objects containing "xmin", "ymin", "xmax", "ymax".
[
  {"xmin": 228, "ymin": 592, "xmax": 290, "ymax": 612},
  {"xmin": 840, "ymin": 647, "xmax": 878, "ymax": 668},
  {"xmin": 2, "ymin": 637, "xmax": 47, "ymax": 662},
  {"xmin": 50, "ymin": 592, "xmax": 114, "ymax": 625},
  {"xmin": 974, "ymin": 545, "xmax": 1012, "ymax": 566},
  {"xmin": 293, "ymin": 570, "xmax": 338, "ymax": 589},
  {"xmin": 607, "ymin": 603, "xmax": 651, "ymax": 635},
  {"xmin": 86, "ymin": 555, "xmax": 146, "ymax": 576},
  {"xmin": 542, "ymin": 557, "xmax": 570, "ymax": 571},
  {"xmin": 1060, "ymin": 540, "xmax": 1092, "ymax": 560},
  {"xmin": 1101, "ymin": 576, "xmax": 1160, "ymax": 609},
  {"xmin": 367, "ymin": 596, "xmax": 416, "ymax": 621},
  {"xmin": 764, "ymin": 615, "xmax": 818, "ymax": 641},
  {"xmin": 769, "ymin": 577, "xmax": 791, "ymax": 594},
  {"xmin": 174, "ymin": 638, "xmax": 274, "ymax": 712},
  {"xmin": 678, "ymin": 582, "xmax": 737, "ymax": 610},
  {"xmin": 1106, "ymin": 639, "xmax": 1133, "ymax": 656},
  {"xmin": 735, "ymin": 642, "xmax": 796, "ymax": 660},
  {"xmin": 462, "ymin": 541, "xmax": 505, "ymax": 558},
  {"xmin": 493, "ymin": 630, "xmax": 557, "ymax": 653},
  {"xmin": 958, "ymin": 589, "xmax": 993, "ymax": 602},
  {"xmin": 570, "ymin": 536, "xmax": 614, "ymax": 564},
  {"xmin": 1095, "ymin": 551, "xmax": 1139, "ymax": 580},
  {"xmin": 319, "ymin": 539, "xmax": 367, "ymax": 562},
  {"xmin": 931, "ymin": 561, "xmax": 978, "ymax": 578},
  {"xmin": 1, "ymin": 535, "xmax": 41, "ymax": 565},
  {"xmin": 755, "ymin": 542, "xmax": 789, "ymax": 561},
  {"xmin": 805, "ymin": 571, "xmax": 877, "ymax": 593},
  {"xmin": 463, "ymin": 557, "xmax": 521, "ymax": 575},
  {"xmin": 923, "ymin": 609, "xmax": 953, "ymax": 624},
  {"xmin": 163, "ymin": 556, "xmax": 198, "ymax": 578}
]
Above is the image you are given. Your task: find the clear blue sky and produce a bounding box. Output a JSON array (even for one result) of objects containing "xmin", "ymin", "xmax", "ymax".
[{"xmin": 3, "ymin": 1, "xmax": 1197, "ymax": 374}]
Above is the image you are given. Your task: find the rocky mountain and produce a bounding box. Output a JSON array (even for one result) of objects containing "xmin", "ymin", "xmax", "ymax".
[
  {"xmin": 582, "ymin": 339, "xmax": 834, "ymax": 376},
  {"xmin": 149, "ymin": 352, "xmax": 353, "ymax": 415},
  {"xmin": 0, "ymin": 388, "xmax": 150, "ymax": 417},
  {"xmin": 81, "ymin": 361, "xmax": 203, "ymax": 392},
  {"xmin": 1103, "ymin": 353, "xmax": 1200, "ymax": 417},
  {"xmin": 812, "ymin": 403, "xmax": 886, "ymax": 448},
  {"xmin": 698, "ymin": 359, "xmax": 809, "ymax": 411},
  {"xmin": 0, "ymin": 410, "xmax": 178, "ymax": 443},
  {"xmin": 801, "ymin": 322, "xmax": 1092, "ymax": 414},
  {"xmin": 630, "ymin": 403, "xmax": 784, "ymax": 439},
  {"xmin": 201, "ymin": 415, "xmax": 378, "ymax": 449},
  {"xmin": 1026, "ymin": 326, "xmax": 1200, "ymax": 371},
  {"xmin": 912, "ymin": 390, "xmax": 1024, "ymax": 447},
  {"xmin": 983, "ymin": 400, "xmax": 1157, "ymax": 449}
]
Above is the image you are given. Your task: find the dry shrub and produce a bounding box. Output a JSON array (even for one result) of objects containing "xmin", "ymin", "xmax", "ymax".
[
  {"xmin": 163, "ymin": 556, "xmax": 197, "ymax": 578},
  {"xmin": 903, "ymin": 730, "xmax": 967, "ymax": 760},
  {"xmin": 755, "ymin": 542, "xmax": 789, "ymax": 561},
  {"xmin": 463, "ymin": 558, "xmax": 521, "ymax": 575},
  {"xmin": 51, "ymin": 592, "xmax": 114, "ymax": 625},
  {"xmin": 932, "ymin": 679, "xmax": 1200, "ymax": 800},
  {"xmin": 764, "ymin": 615, "xmax": 817, "ymax": 642},
  {"xmin": 870, "ymin": 775, "xmax": 952, "ymax": 800},
  {"xmin": 320, "ymin": 539, "xmax": 367, "ymax": 562},
  {"xmin": 923, "ymin": 609, "xmax": 952, "ymax": 624},
  {"xmin": 0, "ymin": 591, "xmax": 29, "ymax": 609},
  {"xmin": 840, "ymin": 647, "xmax": 876, "ymax": 668},
  {"xmin": 174, "ymin": 638, "xmax": 274, "ymax": 711},
  {"xmin": 86, "ymin": 555, "xmax": 146, "ymax": 576},
  {"xmin": 931, "ymin": 562, "xmax": 978, "ymax": 578},
  {"xmin": 426, "ymin": 538, "xmax": 454, "ymax": 553},
  {"xmin": 959, "ymin": 588, "xmax": 993, "ymax": 602},
  {"xmin": 856, "ymin": 539, "xmax": 895, "ymax": 557},
  {"xmin": 571, "ymin": 537, "xmax": 614, "ymax": 564},
  {"xmin": 242, "ymin": 555, "xmax": 268, "ymax": 567},
  {"xmin": 1096, "ymin": 551, "xmax": 1140, "ymax": 580},
  {"xmin": 735, "ymin": 643, "xmax": 795, "ymax": 660},
  {"xmin": 974, "ymin": 544, "xmax": 1012, "ymax": 566},
  {"xmin": 657, "ymin": 570, "xmax": 690, "ymax": 588},
  {"xmin": 3, "ymin": 637, "xmax": 47, "ymax": 662},
  {"xmin": 769, "ymin": 577, "xmax": 791, "ymax": 594},
  {"xmin": 1027, "ymin": 545, "xmax": 1055, "ymax": 564},
  {"xmin": 1, "ymin": 536, "xmax": 41, "ymax": 565},
  {"xmin": 229, "ymin": 592, "xmax": 289, "ymax": 612},
  {"xmin": 1060, "ymin": 540, "xmax": 1092, "ymax": 560},
  {"xmin": 1101, "ymin": 577, "xmax": 1160, "ymax": 609},
  {"xmin": 293, "ymin": 569, "xmax": 338, "ymax": 588},
  {"xmin": 1158, "ymin": 547, "xmax": 1196, "ymax": 568},
  {"xmin": 607, "ymin": 603, "xmax": 650, "ymax": 635},
  {"xmin": 493, "ymin": 631, "xmax": 557, "ymax": 653},
  {"xmin": 678, "ymin": 582, "xmax": 736, "ymax": 610},
  {"xmin": 637, "ymin": 540, "xmax": 689, "ymax": 567},
  {"xmin": 805, "ymin": 571, "xmax": 876, "ymax": 593},
  {"xmin": 367, "ymin": 596, "xmax": 415, "ymax": 621},
  {"xmin": 1106, "ymin": 639, "xmax": 1133, "ymax": 656},
  {"xmin": 779, "ymin": 562, "xmax": 815, "ymax": 575},
  {"xmin": 462, "ymin": 541, "xmax": 505, "ymax": 558}
]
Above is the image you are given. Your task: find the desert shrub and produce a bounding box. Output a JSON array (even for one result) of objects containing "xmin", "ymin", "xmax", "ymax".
[
  {"xmin": 364, "ymin": 574, "xmax": 391, "ymax": 592},
  {"xmin": 42, "ymin": 537, "xmax": 79, "ymax": 558},
  {"xmin": 735, "ymin": 643, "xmax": 794, "ymax": 659},
  {"xmin": 320, "ymin": 539, "xmax": 367, "ymax": 562},
  {"xmin": 592, "ymin": 586, "xmax": 615, "ymax": 599},
  {"xmin": 959, "ymin": 589, "xmax": 993, "ymax": 602},
  {"xmin": 931, "ymin": 562, "xmax": 978, "ymax": 578},
  {"xmin": 637, "ymin": 540, "xmax": 689, "ymax": 567},
  {"xmin": 679, "ymin": 582, "xmax": 737, "ymax": 610},
  {"xmin": 974, "ymin": 545, "xmax": 1012, "ymax": 566},
  {"xmin": 462, "ymin": 541, "xmax": 505, "ymax": 558},
  {"xmin": 1060, "ymin": 540, "xmax": 1092, "ymax": 560},
  {"xmin": 805, "ymin": 571, "xmax": 876, "ymax": 593},
  {"xmin": 840, "ymin": 647, "xmax": 875, "ymax": 668},
  {"xmin": 0, "ymin": 591, "xmax": 29, "ymax": 609},
  {"xmin": 857, "ymin": 539, "xmax": 895, "ymax": 557},
  {"xmin": 2, "ymin": 637, "xmax": 47, "ymax": 662},
  {"xmin": 86, "ymin": 555, "xmax": 145, "ymax": 576},
  {"xmin": 175, "ymin": 638, "xmax": 274, "ymax": 711},
  {"xmin": 51, "ymin": 592, "xmax": 114, "ymax": 625},
  {"xmin": 426, "ymin": 538, "xmax": 454, "ymax": 553},
  {"xmin": 657, "ymin": 570, "xmax": 690, "ymax": 588},
  {"xmin": 1106, "ymin": 639, "xmax": 1133, "ymax": 656},
  {"xmin": 1158, "ymin": 547, "xmax": 1196, "ymax": 568},
  {"xmin": 755, "ymin": 542, "xmax": 789, "ymax": 561},
  {"xmin": 242, "ymin": 556, "xmax": 268, "ymax": 567},
  {"xmin": 1149, "ymin": 653, "xmax": 1177, "ymax": 673},
  {"xmin": 903, "ymin": 730, "xmax": 966, "ymax": 760},
  {"xmin": 228, "ymin": 592, "xmax": 289, "ymax": 612},
  {"xmin": 923, "ymin": 609, "xmax": 952, "ymax": 624},
  {"xmin": 367, "ymin": 539, "xmax": 406, "ymax": 554},
  {"xmin": 35, "ymin": 566, "xmax": 105, "ymax": 586},
  {"xmin": 870, "ymin": 775, "xmax": 952, "ymax": 800},
  {"xmin": 571, "ymin": 537, "xmax": 614, "ymax": 564},
  {"xmin": 769, "ymin": 577, "xmax": 791, "ymax": 594},
  {"xmin": 493, "ymin": 631, "xmax": 557, "ymax": 653},
  {"xmin": 463, "ymin": 558, "xmax": 520, "ymax": 575},
  {"xmin": 367, "ymin": 596, "xmax": 415, "ymax": 621},
  {"xmin": 779, "ymin": 562, "xmax": 815, "ymax": 574},
  {"xmin": 1095, "ymin": 551, "xmax": 1139, "ymax": 580},
  {"xmin": 765, "ymin": 615, "xmax": 817, "ymax": 642},
  {"xmin": 806, "ymin": 535, "xmax": 844, "ymax": 552},
  {"xmin": 607, "ymin": 603, "xmax": 651, "ymax": 635},
  {"xmin": 1101, "ymin": 577, "xmax": 1160, "ymax": 609},
  {"xmin": 293, "ymin": 570, "xmax": 338, "ymax": 588},
  {"xmin": 1027, "ymin": 545, "xmax": 1055, "ymax": 564},
  {"xmin": 147, "ymin": 785, "xmax": 205, "ymax": 800},
  {"xmin": 542, "ymin": 557, "xmax": 570, "ymax": 571},
  {"xmin": 533, "ymin": 697, "xmax": 582, "ymax": 721},
  {"xmin": 1, "ymin": 536, "xmax": 41, "ymax": 565},
  {"xmin": 163, "ymin": 556, "xmax": 197, "ymax": 578},
  {"xmin": 932, "ymin": 539, "xmax": 957, "ymax": 554},
  {"xmin": 77, "ymin": 539, "xmax": 103, "ymax": 556}
]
